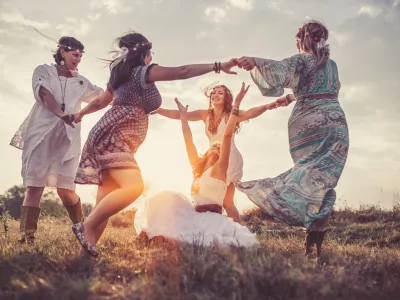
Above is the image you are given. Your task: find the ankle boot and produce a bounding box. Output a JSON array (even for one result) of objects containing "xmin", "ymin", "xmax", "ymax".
[
  {"xmin": 18, "ymin": 206, "xmax": 41, "ymax": 244},
  {"xmin": 64, "ymin": 198, "xmax": 84, "ymax": 224}
]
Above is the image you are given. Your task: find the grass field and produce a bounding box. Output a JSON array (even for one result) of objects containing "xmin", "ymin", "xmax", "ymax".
[{"xmin": 1, "ymin": 206, "xmax": 400, "ymax": 300}]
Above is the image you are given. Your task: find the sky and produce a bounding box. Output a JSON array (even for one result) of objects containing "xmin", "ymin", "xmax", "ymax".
[{"xmin": 0, "ymin": 0, "xmax": 399, "ymax": 212}]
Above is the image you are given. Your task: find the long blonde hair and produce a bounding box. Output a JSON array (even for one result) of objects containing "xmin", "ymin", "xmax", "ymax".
[
  {"xmin": 191, "ymin": 144, "xmax": 220, "ymax": 195},
  {"xmin": 296, "ymin": 20, "xmax": 330, "ymax": 69}
]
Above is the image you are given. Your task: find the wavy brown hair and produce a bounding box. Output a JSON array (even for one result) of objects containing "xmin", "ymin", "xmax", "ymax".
[
  {"xmin": 205, "ymin": 85, "xmax": 241, "ymax": 135},
  {"xmin": 296, "ymin": 20, "xmax": 330, "ymax": 69},
  {"xmin": 191, "ymin": 144, "xmax": 220, "ymax": 195}
]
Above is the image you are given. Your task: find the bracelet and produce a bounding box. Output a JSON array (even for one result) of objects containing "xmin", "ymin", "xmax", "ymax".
[
  {"xmin": 213, "ymin": 62, "xmax": 221, "ymax": 74},
  {"xmin": 231, "ymin": 107, "xmax": 239, "ymax": 116},
  {"xmin": 285, "ymin": 94, "xmax": 293, "ymax": 103}
]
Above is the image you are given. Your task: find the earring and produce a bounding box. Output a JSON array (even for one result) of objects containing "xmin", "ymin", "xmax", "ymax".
[{"xmin": 60, "ymin": 59, "xmax": 65, "ymax": 66}]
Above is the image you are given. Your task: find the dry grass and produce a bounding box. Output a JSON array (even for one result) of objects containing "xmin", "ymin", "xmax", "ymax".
[{"xmin": 1, "ymin": 207, "xmax": 399, "ymax": 300}]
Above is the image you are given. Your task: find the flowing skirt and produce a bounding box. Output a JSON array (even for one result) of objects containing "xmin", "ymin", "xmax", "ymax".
[{"xmin": 134, "ymin": 191, "xmax": 258, "ymax": 247}]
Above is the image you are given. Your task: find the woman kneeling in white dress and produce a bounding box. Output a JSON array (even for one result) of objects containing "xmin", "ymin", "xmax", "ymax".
[{"xmin": 134, "ymin": 83, "xmax": 258, "ymax": 247}]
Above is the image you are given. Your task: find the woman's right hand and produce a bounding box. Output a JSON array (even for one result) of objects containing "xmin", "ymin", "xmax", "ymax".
[
  {"xmin": 73, "ymin": 111, "xmax": 84, "ymax": 123},
  {"xmin": 174, "ymin": 97, "xmax": 188, "ymax": 118}
]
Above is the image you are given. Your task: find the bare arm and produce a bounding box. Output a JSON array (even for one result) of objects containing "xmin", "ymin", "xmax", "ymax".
[
  {"xmin": 38, "ymin": 87, "xmax": 75, "ymax": 127},
  {"xmin": 175, "ymin": 99, "xmax": 199, "ymax": 168},
  {"xmin": 155, "ymin": 107, "xmax": 207, "ymax": 122},
  {"xmin": 147, "ymin": 60, "xmax": 237, "ymax": 83},
  {"xmin": 238, "ymin": 94, "xmax": 296, "ymax": 122},
  {"xmin": 73, "ymin": 89, "xmax": 113, "ymax": 123},
  {"xmin": 238, "ymin": 103, "xmax": 277, "ymax": 122}
]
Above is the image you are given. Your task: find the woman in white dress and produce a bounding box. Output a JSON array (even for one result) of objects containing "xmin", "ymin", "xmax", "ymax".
[
  {"xmin": 155, "ymin": 85, "xmax": 287, "ymax": 222},
  {"xmin": 10, "ymin": 36, "xmax": 103, "ymax": 243},
  {"xmin": 134, "ymin": 83, "xmax": 259, "ymax": 247}
]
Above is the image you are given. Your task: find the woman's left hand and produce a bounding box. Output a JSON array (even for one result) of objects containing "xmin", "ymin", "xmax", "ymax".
[
  {"xmin": 234, "ymin": 82, "xmax": 250, "ymax": 106},
  {"xmin": 235, "ymin": 57, "xmax": 256, "ymax": 71},
  {"xmin": 276, "ymin": 94, "xmax": 295, "ymax": 107},
  {"xmin": 73, "ymin": 112, "xmax": 83, "ymax": 123}
]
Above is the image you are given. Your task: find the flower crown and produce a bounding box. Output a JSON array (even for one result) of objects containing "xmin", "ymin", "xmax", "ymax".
[{"xmin": 58, "ymin": 44, "xmax": 85, "ymax": 53}]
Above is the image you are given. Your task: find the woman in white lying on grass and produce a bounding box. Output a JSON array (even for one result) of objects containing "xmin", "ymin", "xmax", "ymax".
[
  {"xmin": 135, "ymin": 83, "xmax": 280, "ymax": 247},
  {"xmin": 155, "ymin": 84, "xmax": 289, "ymax": 223}
]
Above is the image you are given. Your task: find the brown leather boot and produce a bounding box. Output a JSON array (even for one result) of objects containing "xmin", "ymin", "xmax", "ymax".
[
  {"xmin": 18, "ymin": 206, "xmax": 41, "ymax": 244},
  {"xmin": 64, "ymin": 198, "xmax": 84, "ymax": 224}
]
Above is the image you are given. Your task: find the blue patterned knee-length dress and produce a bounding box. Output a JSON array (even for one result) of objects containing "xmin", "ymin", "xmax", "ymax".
[{"xmin": 236, "ymin": 54, "xmax": 349, "ymax": 231}]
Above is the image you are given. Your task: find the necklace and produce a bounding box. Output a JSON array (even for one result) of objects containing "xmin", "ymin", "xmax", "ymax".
[
  {"xmin": 209, "ymin": 110, "xmax": 225, "ymax": 135},
  {"xmin": 56, "ymin": 65, "xmax": 68, "ymax": 112}
]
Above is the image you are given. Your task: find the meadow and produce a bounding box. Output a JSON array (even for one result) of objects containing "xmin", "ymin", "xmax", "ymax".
[{"xmin": 1, "ymin": 206, "xmax": 400, "ymax": 300}]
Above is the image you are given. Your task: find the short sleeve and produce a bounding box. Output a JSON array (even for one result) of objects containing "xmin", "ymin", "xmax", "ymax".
[
  {"xmin": 250, "ymin": 54, "xmax": 303, "ymax": 97},
  {"xmin": 32, "ymin": 65, "xmax": 53, "ymax": 103},
  {"xmin": 132, "ymin": 64, "xmax": 157, "ymax": 90},
  {"xmin": 81, "ymin": 79, "xmax": 104, "ymax": 103}
]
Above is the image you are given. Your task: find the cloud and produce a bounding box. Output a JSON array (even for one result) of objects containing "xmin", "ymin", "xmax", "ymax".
[
  {"xmin": 0, "ymin": 11, "xmax": 50, "ymax": 29},
  {"xmin": 56, "ymin": 18, "xmax": 92, "ymax": 37},
  {"xmin": 90, "ymin": 0, "xmax": 132, "ymax": 14},
  {"xmin": 204, "ymin": 6, "xmax": 228, "ymax": 23},
  {"xmin": 226, "ymin": 0, "xmax": 254, "ymax": 11}
]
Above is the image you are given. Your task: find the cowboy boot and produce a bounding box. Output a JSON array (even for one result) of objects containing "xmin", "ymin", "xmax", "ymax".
[
  {"xmin": 64, "ymin": 198, "xmax": 84, "ymax": 224},
  {"xmin": 315, "ymin": 231, "xmax": 326, "ymax": 258},
  {"xmin": 19, "ymin": 206, "xmax": 41, "ymax": 244}
]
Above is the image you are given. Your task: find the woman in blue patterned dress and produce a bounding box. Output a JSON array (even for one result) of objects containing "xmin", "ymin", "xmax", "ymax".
[
  {"xmin": 70, "ymin": 32, "xmax": 237, "ymax": 257},
  {"xmin": 235, "ymin": 20, "xmax": 349, "ymax": 257}
]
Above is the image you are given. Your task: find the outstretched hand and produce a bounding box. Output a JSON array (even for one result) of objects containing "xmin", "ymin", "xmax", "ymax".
[
  {"xmin": 235, "ymin": 57, "xmax": 256, "ymax": 71},
  {"xmin": 174, "ymin": 97, "xmax": 188, "ymax": 117},
  {"xmin": 220, "ymin": 59, "xmax": 238, "ymax": 75}
]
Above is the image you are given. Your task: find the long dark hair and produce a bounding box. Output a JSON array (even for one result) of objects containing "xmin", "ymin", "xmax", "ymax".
[
  {"xmin": 53, "ymin": 37, "xmax": 84, "ymax": 64},
  {"xmin": 108, "ymin": 32, "xmax": 152, "ymax": 91}
]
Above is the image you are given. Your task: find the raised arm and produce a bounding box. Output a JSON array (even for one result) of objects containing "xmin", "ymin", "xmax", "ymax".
[
  {"xmin": 175, "ymin": 98, "xmax": 200, "ymax": 168},
  {"xmin": 147, "ymin": 60, "xmax": 237, "ymax": 83},
  {"xmin": 216, "ymin": 83, "xmax": 249, "ymax": 178},
  {"xmin": 155, "ymin": 107, "xmax": 207, "ymax": 122},
  {"xmin": 73, "ymin": 89, "xmax": 113, "ymax": 123}
]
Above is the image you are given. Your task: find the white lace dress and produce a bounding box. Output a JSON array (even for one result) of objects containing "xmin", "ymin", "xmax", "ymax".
[
  {"xmin": 10, "ymin": 63, "xmax": 103, "ymax": 190},
  {"xmin": 205, "ymin": 116, "xmax": 244, "ymax": 184},
  {"xmin": 134, "ymin": 168, "xmax": 258, "ymax": 247}
]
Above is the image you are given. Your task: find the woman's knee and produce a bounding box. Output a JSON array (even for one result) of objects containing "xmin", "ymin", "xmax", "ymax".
[
  {"xmin": 127, "ymin": 178, "xmax": 144, "ymax": 197},
  {"xmin": 24, "ymin": 187, "xmax": 44, "ymax": 206},
  {"xmin": 57, "ymin": 188, "xmax": 78, "ymax": 205},
  {"xmin": 108, "ymin": 168, "xmax": 145, "ymax": 196}
]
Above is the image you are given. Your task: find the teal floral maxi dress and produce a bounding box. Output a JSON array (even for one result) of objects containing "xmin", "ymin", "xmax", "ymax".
[{"xmin": 236, "ymin": 54, "xmax": 349, "ymax": 231}]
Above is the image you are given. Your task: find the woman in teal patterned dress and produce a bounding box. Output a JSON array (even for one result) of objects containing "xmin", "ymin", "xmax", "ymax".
[{"xmin": 235, "ymin": 20, "xmax": 349, "ymax": 257}]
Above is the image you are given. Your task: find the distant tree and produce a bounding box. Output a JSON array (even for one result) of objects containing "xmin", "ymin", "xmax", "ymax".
[{"xmin": 0, "ymin": 185, "xmax": 90, "ymax": 219}]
